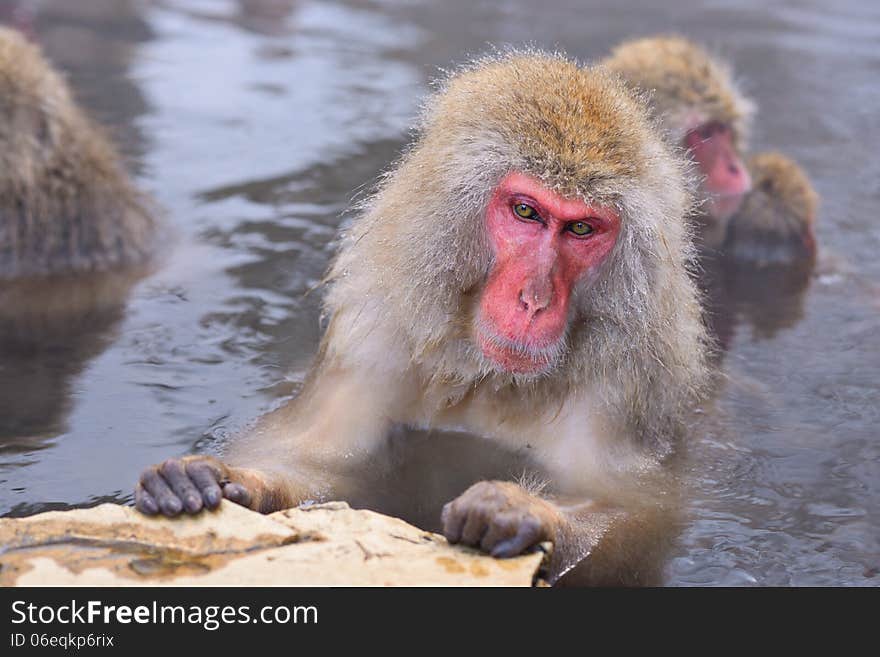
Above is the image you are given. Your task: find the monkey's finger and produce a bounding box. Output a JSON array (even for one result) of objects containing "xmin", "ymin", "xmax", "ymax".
[
  {"xmin": 140, "ymin": 467, "xmax": 183, "ymax": 516},
  {"xmin": 440, "ymin": 501, "xmax": 452, "ymax": 527},
  {"xmin": 490, "ymin": 517, "xmax": 543, "ymax": 558},
  {"xmin": 460, "ymin": 509, "xmax": 489, "ymax": 546},
  {"xmin": 185, "ymin": 461, "xmax": 223, "ymax": 509},
  {"xmin": 159, "ymin": 460, "xmax": 203, "ymax": 514},
  {"xmin": 222, "ymin": 482, "xmax": 253, "ymax": 509},
  {"xmin": 134, "ymin": 483, "xmax": 159, "ymax": 516},
  {"xmin": 441, "ymin": 502, "xmax": 466, "ymax": 544},
  {"xmin": 480, "ymin": 515, "xmax": 517, "ymax": 553}
]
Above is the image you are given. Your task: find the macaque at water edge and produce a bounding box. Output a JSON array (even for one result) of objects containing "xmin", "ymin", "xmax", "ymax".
[{"xmin": 136, "ymin": 51, "xmax": 709, "ymax": 585}]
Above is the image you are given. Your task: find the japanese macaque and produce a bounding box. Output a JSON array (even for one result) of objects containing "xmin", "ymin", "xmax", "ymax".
[
  {"xmin": 603, "ymin": 36, "xmax": 754, "ymax": 246},
  {"xmin": 0, "ymin": 26, "xmax": 156, "ymax": 334},
  {"xmin": 135, "ymin": 52, "xmax": 709, "ymax": 584},
  {"xmin": 604, "ymin": 36, "xmax": 819, "ymax": 264},
  {"xmin": 0, "ymin": 25, "xmax": 157, "ymax": 442}
]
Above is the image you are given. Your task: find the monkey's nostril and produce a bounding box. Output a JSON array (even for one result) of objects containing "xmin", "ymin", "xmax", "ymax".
[{"xmin": 518, "ymin": 291, "xmax": 530, "ymax": 311}]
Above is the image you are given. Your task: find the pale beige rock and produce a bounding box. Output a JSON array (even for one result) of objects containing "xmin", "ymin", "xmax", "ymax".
[{"xmin": 0, "ymin": 501, "xmax": 548, "ymax": 586}]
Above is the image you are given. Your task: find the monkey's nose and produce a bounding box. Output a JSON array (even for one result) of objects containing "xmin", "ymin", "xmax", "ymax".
[{"xmin": 518, "ymin": 284, "xmax": 552, "ymax": 318}]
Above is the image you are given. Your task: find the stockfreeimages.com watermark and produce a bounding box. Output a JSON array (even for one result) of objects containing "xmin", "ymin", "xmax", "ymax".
[{"xmin": 10, "ymin": 599, "xmax": 318, "ymax": 633}]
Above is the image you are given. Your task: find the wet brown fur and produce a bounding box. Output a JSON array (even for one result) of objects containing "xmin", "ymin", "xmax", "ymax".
[
  {"xmin": 0, "ymin": 27, "xmax": 156, "ymax": 281},
  {"xmin": 738, "ymin": 151, "xmax": 818, "ymax": 233},
  {"xmin": 722, "ymin": 151, "xmax": 819, "ymax": 267}
]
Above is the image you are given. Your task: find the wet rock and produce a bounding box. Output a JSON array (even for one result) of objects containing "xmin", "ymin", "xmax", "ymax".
[{"xmin": 0, "ymin": 501, "xmax": 549, "ymax": 586}]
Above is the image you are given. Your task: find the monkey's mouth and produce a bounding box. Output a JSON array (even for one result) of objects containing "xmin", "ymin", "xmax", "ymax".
[{"xmin": 476, "ymin": 325, "xmax": 564, "ymax": 375}]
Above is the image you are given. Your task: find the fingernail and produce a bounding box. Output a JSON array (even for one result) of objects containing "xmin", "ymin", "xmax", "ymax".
[{"xmin": 491, "ymin": 542, "xmax": 512, "ymax": 558}]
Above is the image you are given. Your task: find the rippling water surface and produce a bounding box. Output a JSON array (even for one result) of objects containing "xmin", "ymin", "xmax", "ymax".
[{"xmin": 1, "ymin": 0, "xmax": 877, "ymax": 586}]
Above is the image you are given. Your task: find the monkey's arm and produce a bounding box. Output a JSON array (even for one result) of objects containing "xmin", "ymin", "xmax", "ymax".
[{"xmin": 135, "ymin": 368, "xmax": 398, "ymax": 516}]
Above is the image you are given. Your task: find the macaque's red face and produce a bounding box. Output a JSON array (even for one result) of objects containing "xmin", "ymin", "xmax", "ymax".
[
  {"xmin": 684, "ymin": 122, "xmax": 751, "ymax": 221},
  {"xmin": 477, "ymin": 172, "xmax": 621, "ymax": 375}
]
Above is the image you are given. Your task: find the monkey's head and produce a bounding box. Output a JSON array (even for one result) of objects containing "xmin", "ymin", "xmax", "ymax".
[
  {"xmin": 325, "ymin": 52, "xmax": 707, "ymax": 430},
  {"xmin": 604, "ymin": 36, "xmax": 754, "ymax": 223}
]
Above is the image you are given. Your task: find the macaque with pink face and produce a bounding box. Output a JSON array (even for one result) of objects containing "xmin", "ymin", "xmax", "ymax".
[
  {"xmin": 135, "ymin": 52, "xmax": 709, "ymax": 584},
  {"xmin": 604, "ymin": 36, "xmax": 818, "ymax": 265},
  {"xmin": 604, "ymin": 37, "xmax": 753, "ymax": 242}
]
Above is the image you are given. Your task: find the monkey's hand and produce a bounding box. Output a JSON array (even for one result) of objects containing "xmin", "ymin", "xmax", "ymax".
[
  {"xmin": 135, "ymin": 455, "xmax": 256, "ymax": 517},
  {"xmin": 441, "ymin": 480, "xmax": 562, "ymax": 558}
]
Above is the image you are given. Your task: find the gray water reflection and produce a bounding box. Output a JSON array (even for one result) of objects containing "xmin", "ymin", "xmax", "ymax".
[{"xmin": 0, "ymin": 0, "xmax": 877, "ymax": 586}]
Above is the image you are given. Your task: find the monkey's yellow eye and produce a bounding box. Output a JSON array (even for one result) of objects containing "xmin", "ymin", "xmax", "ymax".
[
  {"xmin": 568, "ymin": 221, "xmax": 594, "ymax": 237},
  {"xmin": 513, "ymin": 203, "xmax": 537, "ymax": 219}
]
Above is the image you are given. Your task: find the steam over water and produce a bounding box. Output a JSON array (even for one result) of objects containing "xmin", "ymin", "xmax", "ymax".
[{"xmin": 0, "ymin": 0, "xmax": 877, "ymax": 586}]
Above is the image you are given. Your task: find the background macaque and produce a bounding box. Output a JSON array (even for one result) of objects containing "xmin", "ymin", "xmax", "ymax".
[
  {"xmin": 0, "ymin": 24, "xmax": 157, "ymax": 440},
  {"xmin": 725, "ymin": 152, "xmax": 818, "ymax": 266},
  {"xmin": 0, "ymin": 26, "xmax": 157, "ymax": 334},
  {"xmin": 603, "ymin": 36, "xmax": 817, "ymax": 261},
  {"xmin": 603, "ymin": 36, "xmax": 753, "ymax": 245},
  {"xmin": 136, "ymin": 52, "xmax": 709, "ymax": 584}
]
